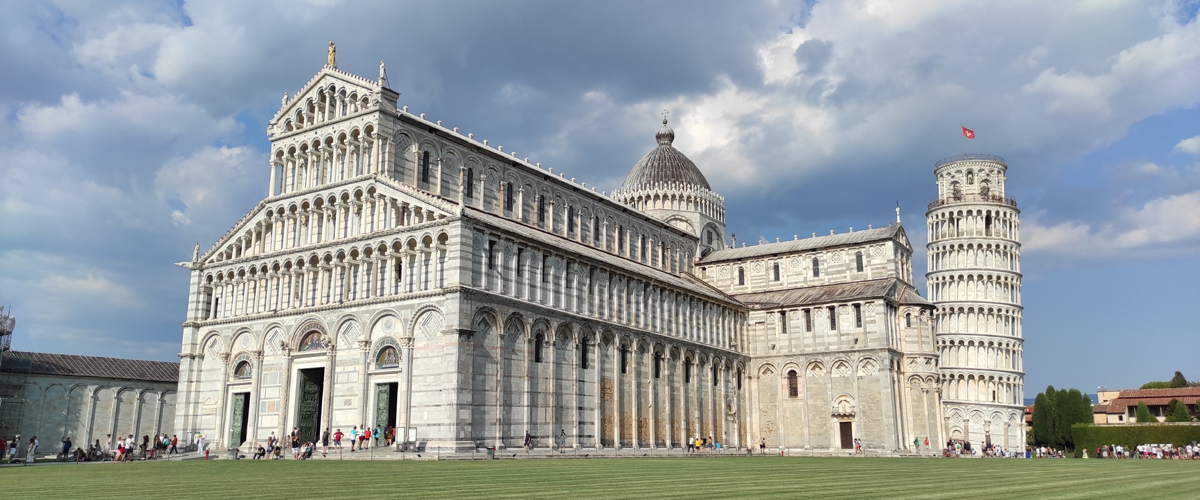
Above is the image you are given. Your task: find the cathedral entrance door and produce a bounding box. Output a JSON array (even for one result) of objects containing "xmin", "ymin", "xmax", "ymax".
[
  {"xmin": 839, "ymin": 421, "xmax": 854, "ymax": 449},
  {"xmin": 296, "ymin": 368, "xmax": 325, "ymax": 443},
  {"xmin": 229, "ymin": 392, "xmax": 250, "ymax": 448},
  {"xmin": 375, "ymin": 382, "xmax": 398, "ymax": 429}
]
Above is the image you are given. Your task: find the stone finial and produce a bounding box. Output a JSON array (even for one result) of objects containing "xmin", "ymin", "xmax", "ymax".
[{"xmin": 379, "ymin": 60, "xmax": 388, "ymax": 87}]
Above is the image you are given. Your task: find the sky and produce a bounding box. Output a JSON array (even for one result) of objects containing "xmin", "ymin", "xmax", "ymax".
[{"xmin": 1, "ymin": 0, "xmax": 1198, "ymax": 394}]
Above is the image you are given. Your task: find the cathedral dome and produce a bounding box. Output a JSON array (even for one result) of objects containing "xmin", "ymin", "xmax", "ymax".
[{"xmin": 620, "ymin": 118, "xmax": 711, "ymax": 192}]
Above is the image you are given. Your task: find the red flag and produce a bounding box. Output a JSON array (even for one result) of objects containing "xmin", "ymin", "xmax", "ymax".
[{"xmin": 961, "ymin": 126, "xmax": 975, "ymax": 139}]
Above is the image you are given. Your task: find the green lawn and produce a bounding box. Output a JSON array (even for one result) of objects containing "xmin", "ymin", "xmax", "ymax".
[{"xmin": 2, "ymin": 456, "xmax": 1196, "ymax": 499}]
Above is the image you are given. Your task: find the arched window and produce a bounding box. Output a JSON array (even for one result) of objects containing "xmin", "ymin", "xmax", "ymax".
[
  {"xmin": 234, "ymin": 361, "xmax": 252, "ymax": 379},
  {"xmin": 737, "ymin": 368, "xmax": 743, "ymax": 390},
  {"xmin": 779, "ymin": 311, "xmax": 787, "ymax": 333},
  {"xmin": 580, "ymin": 339, "xmax": 590, "ymax": 369},
  {"xmin": 567, "ymin": 207, "xmax": 575, "ymax": 234},
  {"xmin": 787, "ymin": 370, "xmax": 799, "ymax": 398},
  {"xmin": 855, "ymin": 252, "xmax": 864, "ymax": 272},
  {"xmin": 465, "ymin": 168, "xmax": 474, "ymax": 199},
  {"xmin": 534, "ymin": 334, "xmax": 545, "ymax": 363},
  {"xmin": 812, "ymin": 258, "xmax": 820, "ymax": 277},
  {"xmin": 653, "ymin": 354, "xmax": 662, "ymax": 379},
  {"xmin": 905, "ymin": 313, "xmax": 912, "ymax": 328},
  {"xmin": 537, "ymin": 195, "xmax": 546, "ymax": 224},
  {"xmin": 619, "ymin": 345, "xmax": 629, "ymax": 374},
  {"xmin": 684, "ymin": 360, "xmax": 692, "ymax": 383},
  {"xmin": 828, "ymin": 306, "xmax": 837, "ymax": 330},
  {"xmin": 593, "ymin": 217, "xmax": 601, "ymax": 244},
  {"xmin": 420, "ymin": 151, "xmax": 431, "ymax": 183},
  {"xmin": 376, "ymin": 346, "xmax": 399, "ymax": 369},
  {"xmin": 966, "ymin": 171, "xmax": 975, "ymax": 185},
  {"xmin": 773, "ymin": 263, "xmax": 780, "ymax": 281},
  {"xmin": 504, "ymin": 182, "xmax": 514, "ymax": 212},
  {"xmin": 737, "ymin": 267, "xmax": 745, "ymax": 285},
  {"xmin": 298, "ymin": 331, "xmax": 323, "ymax": 351},
  {"xmin": 853, "ymin": 304, "xmax": 862, "ymax": 328}
]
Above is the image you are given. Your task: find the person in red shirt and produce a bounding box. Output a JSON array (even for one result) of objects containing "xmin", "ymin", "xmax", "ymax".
[{"xmin": 333, "ymin": 429, "xmax": 344, "ymax": 451}]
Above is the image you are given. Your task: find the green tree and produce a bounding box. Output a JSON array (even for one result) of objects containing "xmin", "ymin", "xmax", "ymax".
[
  {"xmin": 1032, "ymin": 389, "xmax": 1054, "ymax": 446},
  {"xmin": 1136, "ymin": 401, "xmax": 1155, "ymax": 423},
  {"xmin": 1169, "ymin": 371, "xmax": 1189, "ymax": 388},
  {"xmin": 1140, "ymin": 381, "xmax": 1170, "ymax": 389},
  {"xmin": 1167, "ymin": 400, "xmax": 1191, "ymax": 422}
]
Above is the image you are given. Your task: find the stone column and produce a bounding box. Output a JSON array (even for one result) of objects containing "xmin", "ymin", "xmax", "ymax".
[
  {"xmin": 612, "ymin": 341, "xmax": 621, "ymax": 449},
  {"xmin": 269, "ymin": 161, "xmax": 279, "ymax": 197},
  {"xmin": 322, "ymin": 340, "xmax": 336, "ymax": 442},
  {"xmin": 400, "ymin": 337, "xmax": 415, "ymax": 450},
  {"xmin": 630, "ymin": 343, "xmax": 639, "ymax": 448},
  {"xmin": 214, "ymin": 352, "xmax": 231, "ymax": 449},
  {"xmin": 276, "ymin": 346, "xmax": 293, "ymax": 442}
]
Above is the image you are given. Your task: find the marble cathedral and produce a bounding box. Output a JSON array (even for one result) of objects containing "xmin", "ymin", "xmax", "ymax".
[{"xmin": 174, "ymin": 54, "xmax": 954, "ymax": 454}]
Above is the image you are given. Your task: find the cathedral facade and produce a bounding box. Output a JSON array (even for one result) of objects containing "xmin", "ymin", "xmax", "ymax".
[{"xmin": 174, "ymin": 60, "xmax": 945, "ymax": 454}]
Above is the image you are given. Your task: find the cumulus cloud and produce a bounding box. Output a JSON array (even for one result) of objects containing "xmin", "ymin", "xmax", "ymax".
[
  {"xmin": 1024, "ymin": 190, "xmax": 1200, "ymax": 256},
  {"xmin": 1176, "ymin": 135, "xmax": 1200, "ymax": 154}
]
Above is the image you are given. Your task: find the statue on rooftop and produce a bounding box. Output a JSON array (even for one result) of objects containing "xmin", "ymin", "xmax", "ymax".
[{"xmin": 327, "ymin": 41, "xmax": 336, "ymax": 67}]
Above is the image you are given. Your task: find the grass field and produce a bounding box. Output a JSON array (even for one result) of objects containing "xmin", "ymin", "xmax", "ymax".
[{"xmin": 2, "ymin": 456, "xmax": 1196, "ymax": 499}]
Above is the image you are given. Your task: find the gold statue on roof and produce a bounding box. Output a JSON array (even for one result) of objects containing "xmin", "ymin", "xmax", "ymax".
[{"xmin": 327, "ymin": 41, "xmax": 336, "ymax": 67}]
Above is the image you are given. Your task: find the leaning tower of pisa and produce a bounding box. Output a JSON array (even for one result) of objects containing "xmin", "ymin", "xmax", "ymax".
[{"xmin": 925, "ymin": 154, "xmax": 1025, "ymax": 450}]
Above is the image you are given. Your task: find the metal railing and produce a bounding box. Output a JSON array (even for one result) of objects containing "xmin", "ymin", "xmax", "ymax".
[
  {"xmin": 928, "ymin": 194, "xmax": 1017, "ymax": 211},
  {"xmin": 935, "ymin": 154, "xmax": 1005, "ymax": 168}
]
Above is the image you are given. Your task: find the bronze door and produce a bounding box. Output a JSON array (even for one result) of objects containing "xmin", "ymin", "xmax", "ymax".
[
  {"xmin": 296, "ymin": 368, "xmax": 324, "ymax": 442},
  {"xmin": 839, "ymin": 421, "xmax": 853, "ymax": 449}
]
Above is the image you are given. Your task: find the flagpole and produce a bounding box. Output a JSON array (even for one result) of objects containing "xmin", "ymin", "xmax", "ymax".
[{"xmin": 958, "ymin": 123, "xmax": 964, "ymax": 154}]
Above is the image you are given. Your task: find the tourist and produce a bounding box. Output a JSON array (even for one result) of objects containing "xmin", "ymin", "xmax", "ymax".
[
  {"xmin": 60, "ymin": 436, "xmax": 71, "ymax": 461},
  {"xmin": 126, "ymin": 435, "xmax": 136, "ymax": 461},
  {"xmin": 321, "ymin": 429, "xmax": 330, "ymax": 457},
  {"xmin": 197, "ymin": 433, "xmax": 207, "ymax": 459},
  {"xmin": 9, "ymin": 436, "xmax": 20, "ymax": 464},
  {"xmin": 373, "ymin": 426, "xmax": 381, "ymax": 448},
  {"xmin": 169, "ymin": 434, "xmax": 178, "ymax": 456},
  {"xmin": 759, "ymin": 438, "xmax": 766, "ymax": 455},
  {"xmin": 0, "ymin": 436, "xmax": 6, "ymax": 461},
  {"xmin": 141, "ymin": 435, "xmax": 150, "ymax": 460},
  {"xmin": 359, "ymin": 429, "xmax": 369, "ymax": 450},
  {"xmin": 253, "ymin": 444, "xmax": 265, "ymax": 459},
  {"xmin": 349, "ymin": 426, "xmax": 358, "ymax": 451},
  {"xmin": 114, "ymin": 436, "xmax": 124, "ymax": 461},
  {"xmin": 523, "ymin": 430, "xmax": 531, "ymax": 452},
  {"xmin": 558, "ymin": 429, "xmax": 567, "ymax": 453},
  {"xmin": 333, "ymin": 429, "xmax": 344, "ymax": 450},
  {"xmin": 291, "ymin": 434, "xmax": 301, "ymax": 459},
  {"xmin": 26, "ymin": 436, "xmax": 38, "ymax": 464}
]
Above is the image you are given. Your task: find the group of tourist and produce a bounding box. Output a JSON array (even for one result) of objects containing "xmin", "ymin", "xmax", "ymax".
[
  {"xmin": 0, "ymin": 433, "xmax": 182, "ymax": 464},
  {"xmin": 1, "ymin": 435, "xmax": 37, "ymax": 464},
  {"xmin": 687, "ymin": 436, "xmax": 722, "ymax": 453},
  {"xmin": 943, "ymin": 440, "xmax": 975, "ymax": 457},
  {"xmin": 1091, "ymin": 443, "xmax": 1200, "ymax": 460}
]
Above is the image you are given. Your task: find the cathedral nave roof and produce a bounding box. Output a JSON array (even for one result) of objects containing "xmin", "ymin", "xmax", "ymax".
[
  {"xmin": 698, "ymin": 225, "xmax": 903, "ymax": 264},
  {"xmin": 731, "ymin": 278, "xmax": 929, "ymax": 309}
]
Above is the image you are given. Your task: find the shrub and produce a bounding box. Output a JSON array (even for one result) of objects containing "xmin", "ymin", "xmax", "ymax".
[
  {"xmin": 1139, "ymin": 381, "xmax": 1170, "ymax": 389},
  {"xmin": 1072, "ymin": 423, "xmax": 1200, "ymax": 457}
]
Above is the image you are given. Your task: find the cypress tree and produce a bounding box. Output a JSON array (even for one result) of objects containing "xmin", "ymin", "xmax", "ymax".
[
  {"xmin": 1135, "ymin": 401, "xmax": 1155, "ymax": 423},
  {"xmin": 1167, "ymin": 400, "xmax": 1191, "ymax": 422},
  {"xmin": 1032, "ymin": 387, "xmax": 1056, "ymax": 446}
]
